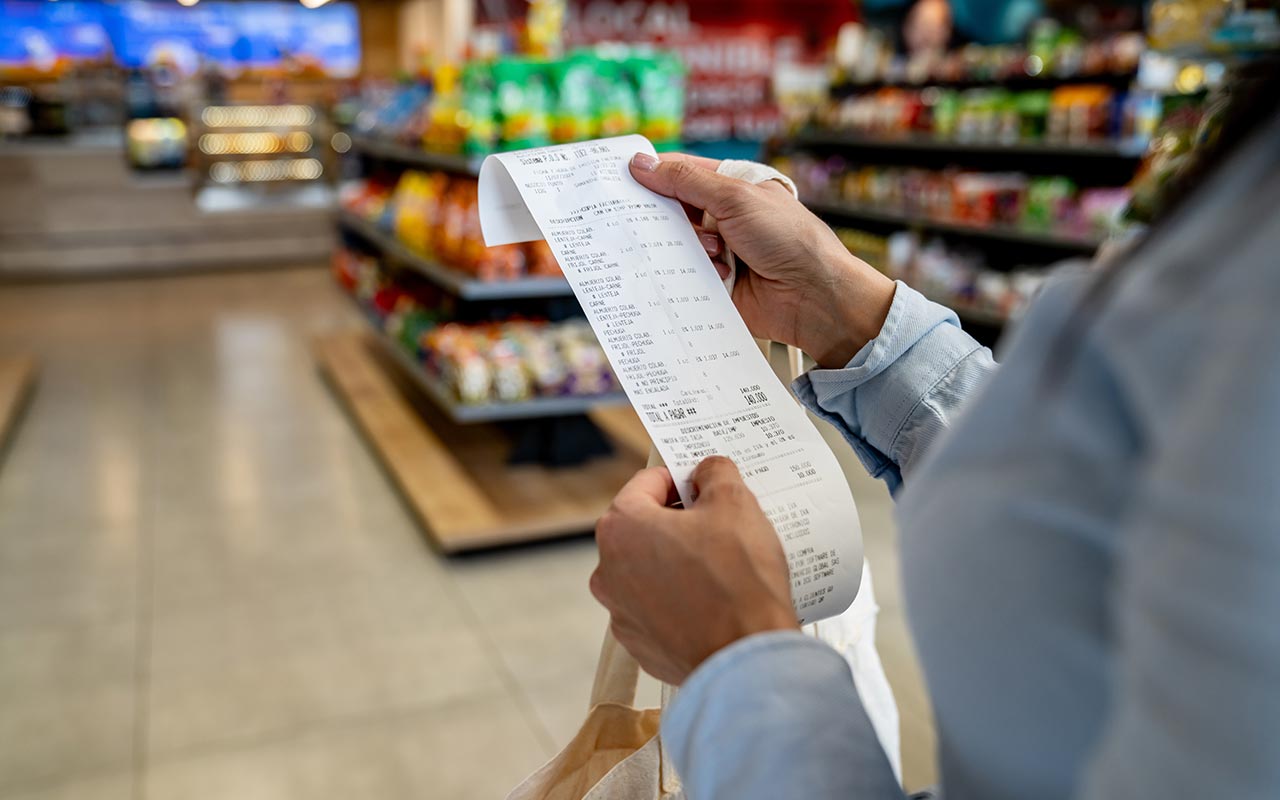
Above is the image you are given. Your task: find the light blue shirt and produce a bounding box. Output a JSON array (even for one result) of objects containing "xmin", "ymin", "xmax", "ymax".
[{"xmin": 661, "ymin": 116, "xmax": 1280, "ymax": 798}]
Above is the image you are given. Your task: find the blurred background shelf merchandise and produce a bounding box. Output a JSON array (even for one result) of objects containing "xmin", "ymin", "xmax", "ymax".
[{"xmin": 1, "ymin": 0, "xmax": 1278, "ymax": 798}]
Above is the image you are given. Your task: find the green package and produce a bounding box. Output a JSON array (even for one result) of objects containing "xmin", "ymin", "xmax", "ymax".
[
  {"xmin": 461, "ymin": 63, "xmax": 497, "ymax": 155},
  {"xmin": 549, "ymin": 53, "xmax": 598, "ymax": 143},
  {"xmin": 494, "ymin": 58, "xmax": 552, "ymax": 149},
  {"xmin": 594, "ymin": 58, "xmax": 640, "ymax": 138},
  {"xmin": 627, "ymin": 53, "xmax": 685, "ymax": 149}
]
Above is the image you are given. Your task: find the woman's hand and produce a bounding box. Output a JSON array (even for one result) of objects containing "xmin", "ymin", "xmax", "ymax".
[
  {"xmin": 629, "ymin": 152, "xmax": 897, "ymax": 369},
  {"xmin": 590, "ymin": 457, "xmax": 799, "ymax": 685}
]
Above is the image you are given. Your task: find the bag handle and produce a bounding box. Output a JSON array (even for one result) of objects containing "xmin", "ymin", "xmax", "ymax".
[
  {"xmin": 588, "ymin": 628, "xmax": 641, "ymax": 707},
  {"xmin": 586, "ymin": 445, "xmax": 667, "ymax": 710}
]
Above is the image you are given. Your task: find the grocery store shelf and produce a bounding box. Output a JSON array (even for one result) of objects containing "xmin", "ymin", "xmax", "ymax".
[
  {"xmin": 0, "ymin": 355, "xmax": 37, "ymax": 453},
  {"xmin": 807, "ymin": 198, "xmax": 1105, "ymax": 251},
  {"xmin": 831, "ymin": 71, "xmax": 1137, "ymax": 94},
  {"xmin": 315, "ymin": 331, "xmax": 648, "ymax": 552},
  {"xmin": 349, "ymin": 135, "xmax": 483, "ymax": 176},
  {"xmin": 359, "ymin": 316, "xmax": 629, "ymax": 424},
  {"xmin": 939, "ymin": 299, "xmax": 1010, "ymax": 327},
  {"xmin": 792, "ymin": 131, "xmax": 1148, "ymax": 160},
  {"xmin": 337, "ymin": 210, "xmax": 575, "ymax": 300}
]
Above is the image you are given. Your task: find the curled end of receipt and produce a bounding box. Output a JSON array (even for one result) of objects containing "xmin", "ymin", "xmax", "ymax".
[{"xmin": 478, "ymin": 157, "xmax": 544, "ymax": 247}]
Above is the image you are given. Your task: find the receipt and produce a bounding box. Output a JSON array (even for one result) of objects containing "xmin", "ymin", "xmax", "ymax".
[{"xmin": 479, "ymin": 135, "xmax": 861, "ymax": 623}]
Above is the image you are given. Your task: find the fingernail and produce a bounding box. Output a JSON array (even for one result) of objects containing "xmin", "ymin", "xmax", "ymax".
[
  {"xmin": 631, "ymin": 152, "xmax": 659, "ymax": 172},
  {"xmin": 699, "ymin": 232, "xmax": 721, "ymax": 255}
]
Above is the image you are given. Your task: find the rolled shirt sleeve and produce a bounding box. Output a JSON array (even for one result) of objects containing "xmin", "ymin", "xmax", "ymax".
[
  {"xmin": 791, "ymin": 281, "xmax": 997, "ymax": 494},
  {"xmin": 662, "ymin": 631, "xmax": 905, "ymax": 800}
]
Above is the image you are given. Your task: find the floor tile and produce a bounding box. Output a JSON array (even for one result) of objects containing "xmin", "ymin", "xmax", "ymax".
[
  {"xmin": 0, "ymin": 517, "xmax": 138, "ymax": 631},
  {"xmin": 901, "ymin": 711, "xmax": 940, "ymax": 791},
  {"xmin": 145, "ymin": 692, "xmax": 549, "ymax": 800},
  {"xmin": 0, "ymin": 623, "xmax": 135, "ymax": 792},
  {"xmin": 447, "ymin": 538, "xmax": 601, "ymax": 623},
  {"xmin": 0, "ymin": 770, "xmax": 133, "ymax": 800},
  {"xmin": 146, "ymin": 567, "xmax": 506, "ymax": 757}
]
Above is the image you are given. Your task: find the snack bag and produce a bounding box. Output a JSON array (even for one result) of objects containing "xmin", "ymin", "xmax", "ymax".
[
  {"xmin": 550, "ymin": 53, "xmax": 598, "ymax": 143},
  {"xmin": 495, "ymin": 58, "xmax": 552, "ymax": 149},
  {"xmin": 461, "ymin": 63, "xmax": 498, "ymax": 155},
  {"xmin": 629, "ymin": 53, "xmax": 685, "ymax": 149}
]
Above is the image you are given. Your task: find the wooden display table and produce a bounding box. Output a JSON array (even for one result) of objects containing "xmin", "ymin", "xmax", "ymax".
[
  {"xmin": 0, "ymin": 355, "xmax": 36, "ymax": 453},
  {"xmin": 315, "ymin": 332, "xmax": 648, "ymax": 553}
]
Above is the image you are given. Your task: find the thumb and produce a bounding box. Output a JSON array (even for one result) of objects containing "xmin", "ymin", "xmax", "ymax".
[
  {"xmin": 689, "ymin": 455, "xmax": 751, "ymax": 505},
  {"xmin": 629, "ymin": 154, "xmax": 750, "ymax": 221}
]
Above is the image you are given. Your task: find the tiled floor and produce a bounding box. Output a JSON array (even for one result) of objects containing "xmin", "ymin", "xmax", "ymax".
[{"xmin": 0, "ymin": 267, "xmax": 937, "ymax": 799}]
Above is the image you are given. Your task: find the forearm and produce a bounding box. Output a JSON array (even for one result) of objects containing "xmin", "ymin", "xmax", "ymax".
[
  {"xmin": 663, "ymin": 632, "xmax": 905, "ymax": 800},
  {"xmin": 793, "ymin": 281, "xmax": 997, "ymax": 494},
  {"xmin": 795, "ymin": 247, "xmax": 898, "ymax": 370}
]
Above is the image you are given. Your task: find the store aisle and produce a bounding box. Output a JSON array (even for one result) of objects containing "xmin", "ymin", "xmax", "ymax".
[{"xmin": 0, "ymin": 268, "xmax": 934, "ymax": 800}]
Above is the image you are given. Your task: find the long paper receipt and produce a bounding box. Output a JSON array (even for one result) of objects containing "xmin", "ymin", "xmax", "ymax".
[{"xmin": 479, "ymin": 134, "xmax": 861, "ymax": 624}]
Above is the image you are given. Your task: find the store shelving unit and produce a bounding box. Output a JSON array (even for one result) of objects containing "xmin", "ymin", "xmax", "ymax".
[
  {"xmin": 782, "ymin": 117, "xmax": 1148, "ymax": 338},
  {"xmin": 323, "ymin": 139, "xmax": 650, "ymax": 552},
  {"xmin": 0, "ymin": 355, "xmax": 37, "ymax": 453},
  {"xmin": 337, "ymin": 211, "xmax": 573, "ymax": 300},
  {"xmin": 349, "ymin": 135, "xmax": 482, "ymax": 176},
  {"xmin": 805, "ymin": 197, "xmax": 1104, "ymax": 252},
  {"xmin": 316, "ymin": 332, "xmax": 647, "ymax": 553},
  {"xmin": 829, "ymin": 71, "xmax": 1138, "ymax": 95},
  {"xmin": 367, "ymin": 323, "xmax": 628, "ymax": 424},
  {"xmin": 791, "ymin": 130, "xmax": 1147, "ymax": 161}
]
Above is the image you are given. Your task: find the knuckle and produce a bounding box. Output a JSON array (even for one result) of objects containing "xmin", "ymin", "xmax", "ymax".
[
  {"xmin": 718, "ymin": 180, "xmax": 756, "ymax": 213},
  {"xmin": 588, "ymin": 568, "xmax": 609, "ymax": 604},
  {"xmin": 715, "ymin": 475, "xmax": 757, "ymax": 503},
  {"xmin": 708, "ymin": 481, "xmax": 752, "ymax": 505},
  {"xmin": 595, "ymin": 510, "xmax": 621, "ymax": 548},
  {"xmin": 665, "ymin": 159, "xmax": 697, "ymax": 182}
]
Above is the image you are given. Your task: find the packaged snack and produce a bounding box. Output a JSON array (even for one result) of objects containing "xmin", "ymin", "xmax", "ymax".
[
  {"xmin": 549, "ymin": 53, "xmax": 598, "ymax": 144},
  {"xmin": 424, "ymin": 64, "xmax": 464, "ymax": 154},
  {"xmin": 434, "ymin": 180, "xmax": 472, "ymax": 267},
  {"xmin": 1024, "ymin": 176, "xmax": 1077, "ymax": 228},
  {"xmin": 494, "ymin": 58, "xmax": 552, "ymax": 149},
  {"xmin": 629, "ymin": 53, "xmax": 685, "ymax": 149},
  {"xmin": 594, "ymin": 58, "xmax": 641, "ymax": 138},
  {"xmin": 524, "ymin": 239, "xmax": 563, "ymax": 277},
  {"xmin": 460, "ymin": 63, "xmax": 498, "ymax": 155}
]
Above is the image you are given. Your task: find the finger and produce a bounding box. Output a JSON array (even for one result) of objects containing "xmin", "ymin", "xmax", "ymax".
[
  {"xmin": 693, "ymin": 227, "xmax": 723, "ymax": 257},
  {"xmin": 612, "ymin": 466, "xmax": 680, "ymax": 511},
  {"xmin": 689, "ymin": 455, "xmax": 749, "ymax": 503},
  {"xmin": 630, "ymin": 153, "xmax": 752, "ymax": 220},
  {"xmin": 588, "ymin": 566, "xmax": 610, "ymax": 607},
  {"xmin": 712, "ymin": 258, "xmax": 732, "ymax": 281}
]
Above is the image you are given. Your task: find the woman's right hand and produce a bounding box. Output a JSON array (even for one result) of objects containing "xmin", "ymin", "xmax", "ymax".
[{"xmin": 629, "ymin": 152, "xmax": 897, "ymax": 369}]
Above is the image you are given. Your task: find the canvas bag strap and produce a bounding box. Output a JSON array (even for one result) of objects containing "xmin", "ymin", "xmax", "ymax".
[{"xmin": 586, "ymin": 445, "xmax": 667, "ymax": 710}]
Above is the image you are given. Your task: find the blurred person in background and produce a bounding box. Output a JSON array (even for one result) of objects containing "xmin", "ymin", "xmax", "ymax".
[
  {"xmin": 589, "ymin": 59, "xmax": 1280, "ymax": 799},
  {"xmin": 862, "ymin": 0, "xmax": 1045, "ymax": 52}
]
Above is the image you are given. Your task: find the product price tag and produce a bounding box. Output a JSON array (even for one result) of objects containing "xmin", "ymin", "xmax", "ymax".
[{"xmin": 479, "ymin": 134, "xmax": 862, "ymax": 624}]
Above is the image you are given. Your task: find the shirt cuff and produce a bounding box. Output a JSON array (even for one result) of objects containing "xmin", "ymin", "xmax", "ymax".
[
  {"xmin": 662, "ymin": 631, "xmax": 901, "ymax": 799},
  {"xmin": 792, "ymin": 281, "xmax": 988, "ymax": 493}
]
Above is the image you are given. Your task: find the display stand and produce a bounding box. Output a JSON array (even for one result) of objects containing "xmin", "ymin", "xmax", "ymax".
[
  {"xmin": 320, "ymin": 138, "xmax": 658, "ymax": 550},
  {"xmin": 0, "ymin": 355, "xmax": 36, "ymax": 454},
  {"xmin": 316, "ymin": 333, "xmax": 647, "ymax": 553}
]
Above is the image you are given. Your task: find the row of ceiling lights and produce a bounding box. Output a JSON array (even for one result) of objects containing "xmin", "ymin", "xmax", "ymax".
[{"xmin": 173, "ymin": 0, "xmax": 334, "ymax": 7}]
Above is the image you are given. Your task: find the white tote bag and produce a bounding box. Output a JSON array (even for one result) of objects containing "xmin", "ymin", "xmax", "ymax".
[{"xmin": 506, "ymin": 627, "xmax": 683, "ymax": 800}]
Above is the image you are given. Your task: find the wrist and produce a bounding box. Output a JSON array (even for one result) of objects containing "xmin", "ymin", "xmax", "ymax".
[{"xmin": 799, "ymin": 249, "xmax": 897, "ymax": 369}]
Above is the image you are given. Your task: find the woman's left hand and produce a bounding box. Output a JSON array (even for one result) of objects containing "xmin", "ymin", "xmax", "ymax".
[{"xmin": 590, "ymin": 456, "xmax": 800, "ymax": 685}]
